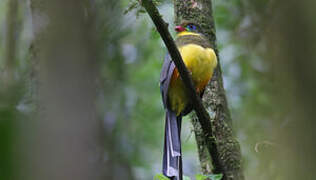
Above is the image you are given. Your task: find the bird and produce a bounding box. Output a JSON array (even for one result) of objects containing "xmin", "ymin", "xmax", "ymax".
[{"xmin": 160, "ymin": 22, "xmax": 218, "ymax": 180}]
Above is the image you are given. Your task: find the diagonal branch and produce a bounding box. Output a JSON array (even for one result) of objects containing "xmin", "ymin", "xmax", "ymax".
[{"xmin": 141, "ymin": 0, "xmax": 225, "ymax": 174}]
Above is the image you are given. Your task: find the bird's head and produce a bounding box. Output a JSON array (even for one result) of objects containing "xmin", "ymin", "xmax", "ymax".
[
  {"xmin": 175, "ymin": 22, "xmax": 200, "ymax": 35},
  {"xmin": 174, "ymin": 21, "xmax": 209, "ymax": 47}
]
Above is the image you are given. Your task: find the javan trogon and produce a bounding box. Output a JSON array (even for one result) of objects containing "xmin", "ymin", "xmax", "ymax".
[{"xmin": 160, "ymin": 22, "xmax": 218, "ymax": 180}]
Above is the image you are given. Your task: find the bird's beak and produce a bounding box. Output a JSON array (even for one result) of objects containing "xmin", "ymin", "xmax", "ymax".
[{"xmin": 175, "ymin": 26, "xmax": 185, "ymax": 32}]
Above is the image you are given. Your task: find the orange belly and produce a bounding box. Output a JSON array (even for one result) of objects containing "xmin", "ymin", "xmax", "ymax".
[{"xmin": 167, "ymin": 44, "xmax": 217, "ymax": 115}]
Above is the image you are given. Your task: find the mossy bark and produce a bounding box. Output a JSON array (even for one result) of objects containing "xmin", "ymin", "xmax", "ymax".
[{"xmin": 174, "ymin": 1, "xmax": 244, "ymax": 179}]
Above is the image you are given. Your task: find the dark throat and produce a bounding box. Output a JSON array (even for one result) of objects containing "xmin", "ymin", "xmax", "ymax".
[{"xmin": 175, "ymin": 34, "xmax": 211, "ymax": 48}]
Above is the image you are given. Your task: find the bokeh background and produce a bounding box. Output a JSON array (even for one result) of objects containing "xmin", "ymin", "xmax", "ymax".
[{"xmin": 1, "ymin": 0, "xmax": 316, "ymax": 179}]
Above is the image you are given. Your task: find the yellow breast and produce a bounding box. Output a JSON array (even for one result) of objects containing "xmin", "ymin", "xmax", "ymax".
[{"xmin": 168, "ymin": 44, "xmax": 217, "ymax": 115}]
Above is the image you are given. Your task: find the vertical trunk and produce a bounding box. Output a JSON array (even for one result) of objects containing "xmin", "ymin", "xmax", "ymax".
[
  {"xmin": 0, "ymin": 1, "xmax": 20, "ymax": 180},
  {"xmin": 26, "ymin": 0, "xmax": 135, "ymax": 179},
  {"xmin": 264, "ymin": 1, "xmax": 316, "ymax": 179},
  {"xmin": 25, "ymin": 0, "xmax": 103, "ymax": 179},
  {"xmin": 174, "ymin": 1, "xmax": 244, "ymax": 179},
  {"xmin": 4, "ymin": 0, "xmax": 18, "ymax": 84}
]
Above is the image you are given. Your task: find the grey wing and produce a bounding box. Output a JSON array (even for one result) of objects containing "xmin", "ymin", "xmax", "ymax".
[
  {"xmin": 160, "ymin": 53, "xmax": 196, "ymax": 115},
  {"xmin": 160, "ymin": 54, "xmax": 175, "ymax": 109}
]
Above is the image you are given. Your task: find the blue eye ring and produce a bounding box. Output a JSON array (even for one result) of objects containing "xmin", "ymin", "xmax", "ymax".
[{"xmin": 186, "ymin": 24, "xmax": 196, "ymax": 31}]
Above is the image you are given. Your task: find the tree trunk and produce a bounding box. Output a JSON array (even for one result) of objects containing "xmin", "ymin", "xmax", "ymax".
[
  {"xmin": 264, "ymin": 1, "xmax": 316, "ymax": 179},
  {"xmin": 26, "ymin": 0, "xmax": 136, "ymax": 179},
  {"xmin": 4, "ymin": 0, "xmax": 18, "ymax": 84},
  {"xmin": 174, "ymin": 1, "xmax": 244, "ymax": 180},
  {"xmin": 25, "ymin": 1, "xmax": 103, "ymax": 179},
  {"xmin": 0, "ymin": 0, "xmax": 20, "ymax": 179}
]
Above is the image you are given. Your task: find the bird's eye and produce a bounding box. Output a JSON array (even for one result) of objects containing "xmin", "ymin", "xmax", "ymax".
[{"xmin": 187, "ymin": 24, "xmax": 196, "ymax": 31}]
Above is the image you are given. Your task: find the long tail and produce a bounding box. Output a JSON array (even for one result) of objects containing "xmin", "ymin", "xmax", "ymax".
[{"xmin": 162, "ymin": 110, "xmax": 183, "ymax": 180}]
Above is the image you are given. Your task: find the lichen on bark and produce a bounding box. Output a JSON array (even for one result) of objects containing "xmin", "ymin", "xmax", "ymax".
[{"xmin": 174, "ymin": 0, "xmax": 244, "ymax": 179}]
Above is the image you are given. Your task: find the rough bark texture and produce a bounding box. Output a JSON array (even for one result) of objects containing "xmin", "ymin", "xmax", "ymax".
[{"xmin": 174, "ymin": 1, "xmax": 244, "ymax": 179}]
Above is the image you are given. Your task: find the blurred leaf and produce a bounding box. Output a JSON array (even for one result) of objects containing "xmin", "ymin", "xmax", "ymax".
[
  {"xmin": 154, "ymin": 174, "xmax": 169, "ymax": 180},
  {"xmin": 124, "ymin": 0, "xmax": 165, "ymax": 17},
  {"xmin": 150, "ymin": 27, "xmax": 161, "ymax": 39},
  {"xmin": 196, "ymin": 174, "xmax": 207, "ymax": 180},
  {"xmin": 183, "ymin": 175, "xmax": 191, "ymax": 180},
  {"xmin": 124, "ymin": 1, "xmax": 138, "ymax": 14},
  {"xmin": 196, "ymin": 174, "xmax": 223, "ymax": 180}
]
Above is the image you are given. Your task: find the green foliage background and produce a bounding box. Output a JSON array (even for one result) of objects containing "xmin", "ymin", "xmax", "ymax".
[{"xmin": 0, "ymin": 0, "xmax": 310, "ymax": 179}]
